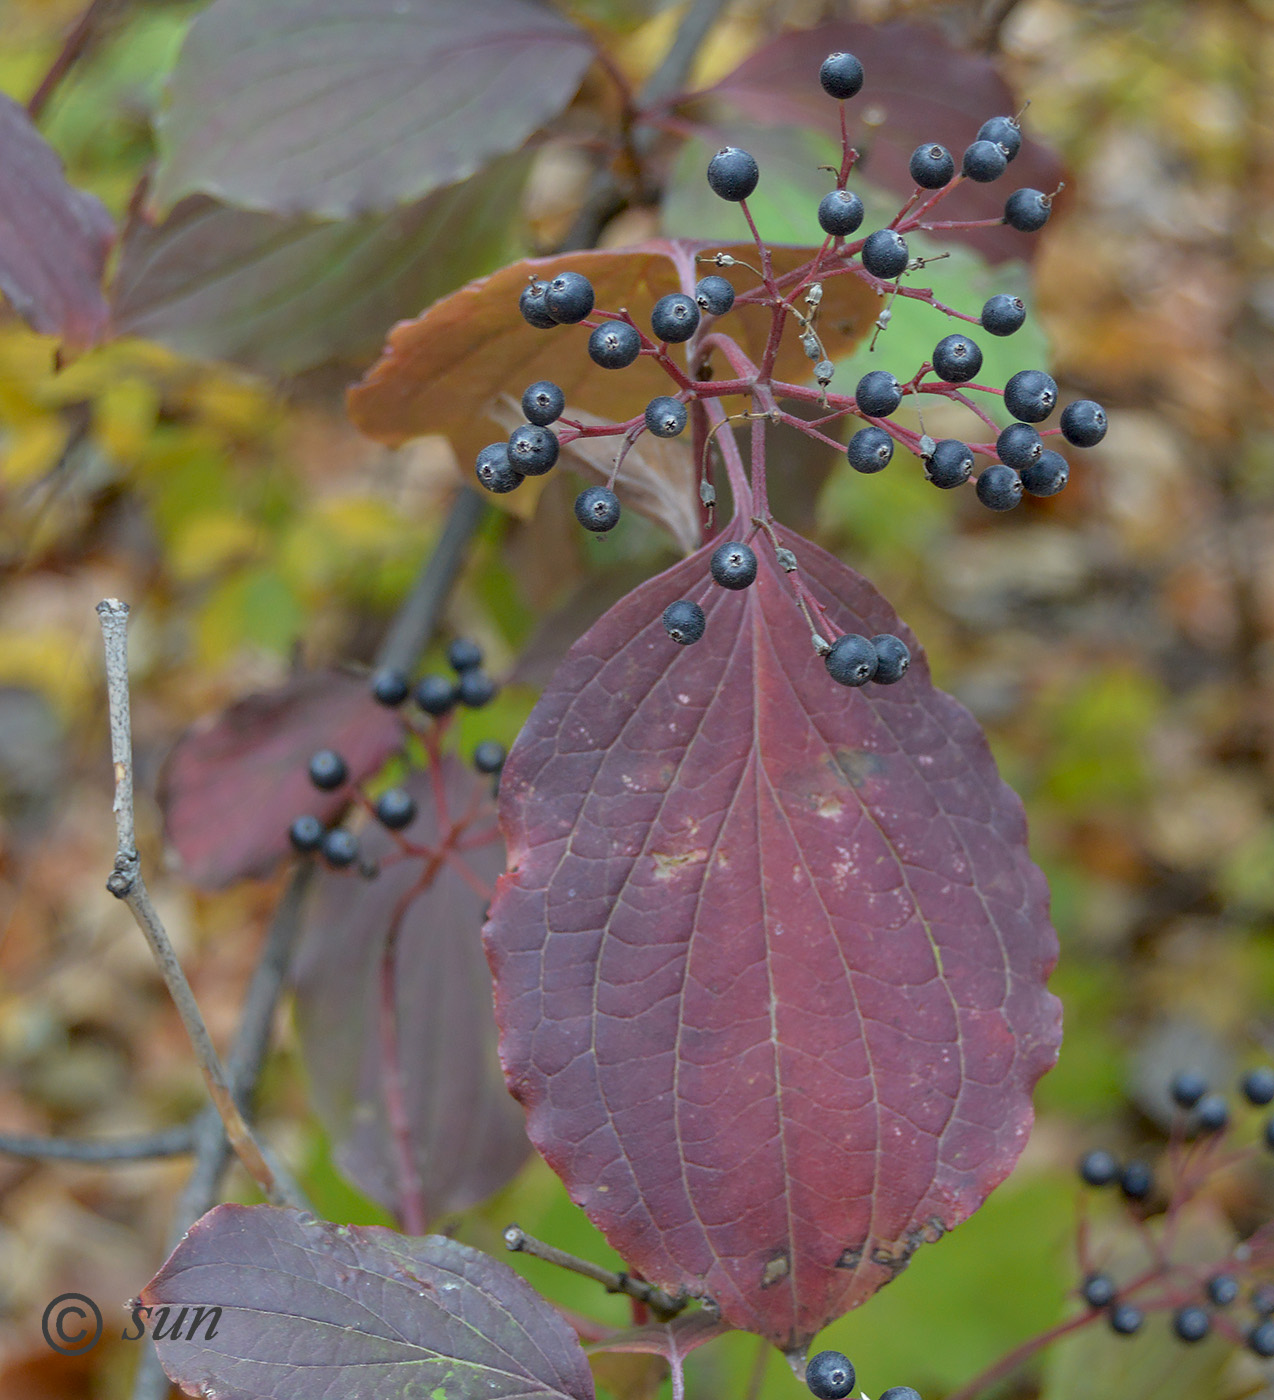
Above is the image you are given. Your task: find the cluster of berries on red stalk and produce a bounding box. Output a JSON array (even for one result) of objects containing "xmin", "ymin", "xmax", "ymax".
[
  {"xmin": 1074, "ymin": 1065, "xmax": 1274, "ymax": 1354},
  {"xmin": 472, "ymin": 48, "xmax": 1105, "ymax": 696},
  {"xmin": 286, "ymin": 638, "xmax": 506, "ymax": 872},
  {"xmin": 805, "ymin": 1348, "xmax": 919, "ymax": 1400}
]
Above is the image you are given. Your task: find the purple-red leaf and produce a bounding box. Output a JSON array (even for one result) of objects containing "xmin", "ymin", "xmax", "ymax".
[
  {"xmin": 485, "ymin": 522, "xmax": 1060, "ymax": 1352},
  {"xmin": 0, "ymin": 94, "xmax": 113, "ymax": 348},
  {"xmin": 160, "ymin": 669, "xmax": 404, "ymax": 890},
  {"xmin": 151, "ymin": 0, "xmax": 595, "ymax": 219},
  {"xmin": 142, "ymin": 1203, "xmax": 596, "ymax": 1400},
  {"xmin": 292, "ymin": 761, "xmax": 529, "ymax": 1224}
]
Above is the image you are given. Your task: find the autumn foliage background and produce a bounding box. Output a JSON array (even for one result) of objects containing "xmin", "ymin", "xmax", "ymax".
[{"xmin": 1, "ymin": 0, "xmax": 1273, "ymax": 1398}]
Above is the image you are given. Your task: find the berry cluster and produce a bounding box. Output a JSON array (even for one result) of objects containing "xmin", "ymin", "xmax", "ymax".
[
  {"xmin": 287, "ymin": 639, "xmax": 506, "ymax": 873},
  {"xmin": 805, "ymin": 1349, "xmax": 919, "ymax": 1400}
]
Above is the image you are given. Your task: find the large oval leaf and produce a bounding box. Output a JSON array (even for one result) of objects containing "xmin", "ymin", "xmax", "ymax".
[
  {"xmin": 143, "ymin": 1203, "xmax": 596, "ymax": 1400},
  {"xmin": 484, "ymin": 522, "xmax": 1060, "ymax": 1353}
]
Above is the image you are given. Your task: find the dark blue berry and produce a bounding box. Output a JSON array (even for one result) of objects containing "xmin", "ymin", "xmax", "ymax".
[
  {"xmin": 1263, "ymin": 1115, "xmax": 1274, "ymax": 1151},
  {"xmin": 819, "ymin": 52, "xmax": 864, "ymax": 100},
  {"xmin": 977, "ymin": 116, "xmax": 1022, "ymax": 162},
  {"xmin": 1078, "ymin": 1148, "xmax": 1119, "ymax": 1186},
  {"xmin": 861, "ymin": 229, "xmax": 909, "ymax": 279},
  {"xmin": 371, "ymin": 667, "xmax": 409, "ymax": 706},
  {"xmin": 1060, "ymin": 399, "xmax": 1107, "ymax": 447},
  {"xmin": 588, "ymin": 321, "xmax": 642, "ymax": 369},
  {"xmin": 1249, "ymin": 1321, "xmax": 1274, "ymax": 1357},
  {"xmin": 519, "ymin": 281, "xmax": 556, "ymax": 329},
  {"xmin": 1004, "ymin": 188, "xmax": 1052, "ymax": 232},
  {"xmin": 448, "ymin": 638, "xmax": 484, "ymax": 673},
  {"xmin": 710, "ymin": 540, "xmax": 757, "ymax": 590},
  {"xmin": 1206, "ymin": 1274, "xmax": 1239, "ymax": 1307},
  {"xmin": 473, "ymin": 741, "xmax": 506, "ymax": 774},
  {"xmin": 376, "ymin": 788, "xmax": 417, "ymax": 830},
  {"xmin": 1021, "ymin": 450, "xmax": 1069, "ymax": 497},
  {"xmin": 870, "ymin": 634, "xmax": 910, "ymax": 685},
  {"xmin": 1120, "ymin": 1160, "xmax": 1153, "ymax": 1201},
  {"xmin": 879, "ymin": 1389, "xmax": 922, "ymax": 1400},
  {"xmin": 855, "ymin": 369, "xmax": 903, "ymax": 418},
  {"xmin": 962, "ymin": 139, "xmax": 1008, "ymax": 182},
  {"xmin": 997, "ymin": 422, "xmax": 1043, "ymax": 469},
  {"xmin": 289, "ymin": 814, "xmax": 324, "ymax": 853},
  {"xmin": 818, "ymin": 189, "xmax": 865, "ymax": 237},
  {"xmin": 925, "ymin": 439, "xmax": 974, "ymax": 489},
  {"xmin": 574, "ymin": 485, "xmax": 621, "ymax": 533},
  {"xmin": 1173, "ymin": 1306, "xmax": 1211, "ymax": 1343},
  {"xmin": 508, "ymin": 423, "xmax": 559, "ymax": 475},
  {"xmin": 847, "ymin": 425, "xmax": 894, "ymax": 473},
  {"xmin": 415, "ymin": 674, "xmax": 456, "ymax": 716},
  {"xmin": 908, "ymin": 143, "xmax": 954, "ymax": 189},
  {"xmin": 522, "ymin": 380, "xmax": 565, "ymax": 426},
  {"xmin": 663, "ymin": 599, "xmax": 706, "ymax": 645},
  {"xmin": 1004, "ymin": 369, "xmax": 1058, "ymax": 422},
  {"xmin": 981, "ymin": 294, "xmax": 1027, "ymax": 336},
  {"xmin": 308, "ymin": 749, "xmax": 348, "ymax": 791},
  {"xmin": 1254, "ymin": 1284, "xmax": 1274, "ymax": 1315},
  {"xmin": 805, "ymin": 1350, "xmax": 855, "ymax": 1400},
  {"xmin": 544, "ymin": 271, "xmax": 595, "ymax": 324},
  {"xmin": 646, "ymin": 396, "xmax": 688, "ymax": 438},
  {"xmin": 825, "ymin": 634, "xmax": 877, "ymax": 687},
  {"xmin": 1109, "ymin": 1303, "xmax": 1143, "ymax": 1335},
  {"xmin": 976, "ymin": 464, "xmax": 1022, "ymax": 511},
  {"xmin": 1193, "ymin": 1092, "xmax": 1229, "ymax": 1133},
  {"xmin": 706, "ymin": 147, "xmax": 759, "ymax": 201},
  {"xmin": 695, "ymin": 275, "xmax": 735, "ymax": 316},
  {"xmin": 932, "ymin": 333, "xmax": 983, "ymax": 384},
  {"xmin": 651, "ymin": 293, "xmax": 700, "ymax": 343},
  {"xmin": 1243, "ymin": 1067, "xmax": 1274, "ymax": 1105},
  {"xmin": 321, "ymin": 828, "xmax": 359, "ymax": 868},
  {"xmin": 1170, "ymin": 1069, "xmax": 1208, "ymax": 1109},
  {"xmin": 1082, "ymin": 1273, "xmax": 1117, "ymax": 1309},
  {"xmin": 457, "ymin": 670, "xmax": 497, "ymax": 708},
  {"xmin": 475, "ymin": 442, "xmax": 523, "ymax": 494}
]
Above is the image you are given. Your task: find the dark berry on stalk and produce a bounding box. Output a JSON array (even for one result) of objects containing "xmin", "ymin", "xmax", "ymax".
[
  {"xmin": 1170, "ymin": 1070, "xmax": 1208, "ymax": 1109},
  {"xmin": 926, "ymin": 439, "xmax": 974, "ymax": 489},
  {"xmin": 695, "ymin": 275, "xmax": 735, "ymax": 316},
  {"xmin": 819, "ymin": 52, "xmax": 864, "ymax": 100},
  {"xmin": 1004, "ymin": 369, "xmax": 1058, "ymax": 422},
  {"xmin": 651, "ymin": 292, "xmax": 700, "ymax": 343},
  {"xmin": 1078, "ymin": 1148, "xmax": 1118, "ymax": 1186},
  {"xmin": 308, "ymin": 749, "xmax": 348, "ymax": 790},
  {"xmin": 1082, "ymin": 1274, "xmax": 1117, "ymax": 1309},
  {"xmin": 1242, "ymin": 1067, "xmax": 1274, "ymax": 1105},
  {"xmin": 997, "ymin": 422, "xmax": 1043, "ymax": 469},
  {"xmin": 289, "ymin": 815, "xmax": 324, "ymax": 853},
  {"xmin": 909, "ymin": 143, "xmax": 955, "ymax": 189},
  {"xmin": 855, "ymin": 369, "xmax": 903, "ymax": 418},
  {"xmin": 805, "ymin": 1350, "xmax": 855, "ymax": 1400},
  {"xmin": 574, "ymin": 485, "xmax": 621, "ymax": 533},
  {"xmin": 522, "ymin": 380, "xmax": 565, "ymax": 426},
  {"xmin": 321, "ymin": 828, "xmax": 358, "ymax": 868},
  {"xmin": 508, "ymin": 423, "xmax": 558, "ymax": 475},
  {"xmin": 981, "ymin": 293, "xmax": 1027, "ymax": 336},
  {"xmin": 818, "ymin": 189, "xmax": 865, "ymax": 237},
  {"xmin": 1005, "ymin": 188, "xmax": 1052, "ymax": 232},
  {"xmin": 1109, "ymin": 1303, "xmax": 1143, "ymax": 1335},
  {"xmin": 662, "ymin": 599, "xmax": 706, "ymax": 645},
  {"xmin": 588, "ymin": 320, "xmax": 642, "ymax": 369},
  {"xmin": 1021, "ymin": 450, "xmax": 1069, "ymax": 497},
  {"xmin": 1263, "ymin": 1115, "xmax": 1274, "ymax": 1151},
  {"xmin": 646, "ymin": 396, "xmax": 688, "ymax": 438},
  {"xmin": 861, "ymin": 229, "xmax": 909, "ymax": 279},
  {"xmin": 710, "ymin": 540, "xmax": 758, "ymax": 590},
  {"xmin": 544, "ymin": 271, "xmax": 595, "ymax": 324},
  {"xmin": 706, "ymin": 146, "xmax": 759, "ymax": 201},
  {"xmin": 457, "ymin": 670, "xmax": 496, "ymax": 708},
  {"xmin": 1060, "ymin": 399, "xmax": 1107, "ymax": 447},
  {"xmin": 932, "ymin": 333, "xmax": 983, "ymax": 384},
  {"xmin": 962, "ymin": 139, "xmax": 1008, "ymax": 182},
  {"xmin": 978, "ymin": 116, "xmax": 1022, "ymax": 162},
  {"xmin": 1207, "ymin": 1274, "xmax": 1240, "ymax": 1307},
  {"xmin": 1249, "ymin": 1322, "xmax": 1274, "ymax": 1358},
  {"xmin": 519, "ymin": 281, "xmax": 556, "ymax": 329},
  {"xmin": 376, "ymin": 788, "xmax": 417, "ymax": 830},
  {"xmin": 475, "ymin": 442, "xmax": 523, "ymax": 494},
  {"xmin": 879, "ymin": 1389, "xmax": 922, "ymax": 1400},
  {"xmin": 871, "ymin": 634, "xmax": 910, "ymax": 684},
  {"xmin": 976, "ymin": 464, "xmax": 1022, "ymax": 511},
  {"xmin": 847, "ymin": 425, "xmax": 894, "ymax": 473},
  {"xmin": 448, "ymin": 638, "xmax": 483, "ymax": 673},
  {"xmin": 826, "ymin": 633, "xmax": 878, "ymax": 687},
  {"xmin": 415, "ymin": 674, "xmax": 455, "ymax": 716},
  {"xmin": 474, "ymin": 740, "xmax": 506, "ymax": 774},
  {"xmin": 1120, "ymin": 1160, "xmax": 1153, "ymax": 1201},
  {"xmin": 371, "ymin": 667, "xmax": 409, "ymax": 706},
  {"xmin": 1173, "ymin": 1307, "xmax": 1211, "ymax": 1343},
  {"xmin": 1194, "ymin": 1093, "xmax": 1229, "ymax": 1133}
]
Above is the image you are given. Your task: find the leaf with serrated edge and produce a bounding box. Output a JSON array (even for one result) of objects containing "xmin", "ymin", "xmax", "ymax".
[
  {"xmin": 151, "ymin": 0, "xmax": 594, "ymax": 219},
  {"xmin": 485, "ymin": 520, "xmax": 1060, "ymax": 1352},
  {"xmin": 142, "ymin": 1203, "xmax": 596, "ymax": 1400}
]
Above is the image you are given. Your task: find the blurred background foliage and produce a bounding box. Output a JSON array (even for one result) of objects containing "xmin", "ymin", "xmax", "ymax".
[{"xmin": 0, "ymin": 0, "xmax": 1273, "ymax": 1398}]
